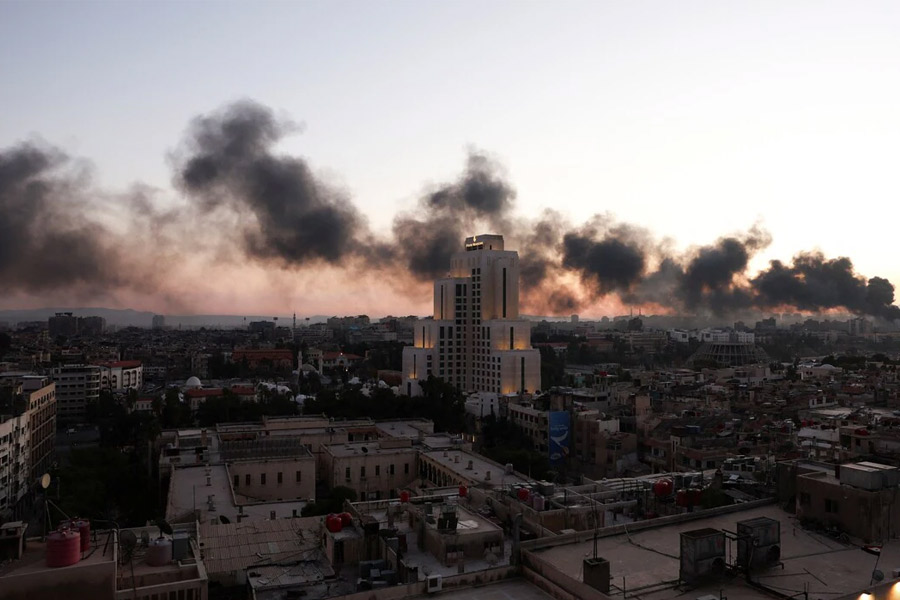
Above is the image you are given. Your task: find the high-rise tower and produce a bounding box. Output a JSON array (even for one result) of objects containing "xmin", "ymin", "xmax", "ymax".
[{"xmin": 401, "ymin": 234, "xmax": 541, "ymax": 397}]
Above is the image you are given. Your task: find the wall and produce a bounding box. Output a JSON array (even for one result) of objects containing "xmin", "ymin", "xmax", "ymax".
[
  {"xmin": 522, "ymin": 550, "xmax": 611, "ymax": 600},
  {"xmin": 228, "ymin": 457, "xmax": 315, "ymax": 501},
  {"xmin": 0, "ymin": 559, "xmax": 117, "ymax": 600}
]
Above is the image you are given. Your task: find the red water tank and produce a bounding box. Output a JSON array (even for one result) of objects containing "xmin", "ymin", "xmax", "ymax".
[
  {"xmin": 675, "ymin": 489, "xmax": 688, "ymax": 507},
  {"xmin": 517, "ymin": 488, "xmax": 530, "ymax": 502},
  {"xmin": 325, "ymin": 514, "xmax": 343, "ymax": 533},
  {"xmin": 338, "ymin": 512, "xmax": 352, "ymax": 526},
  {"xmin": 46, "ymin": 529, "xmax": 81, "ymax": 568},
  {"xmin": 71, "ymin": 519, "xmax": 90, "ymax": 552},
  {"xmin": 399, "ymin": 491, "xmax": 410, "ymax": 503},
  {"xmin": 653, "ymin": 478, "xmax": 673, "ymax": 497},
  {"xmin": 458, "ymin": 485, "xmax": 468, "ymax": 498},
  {"xmin": 689, "ymin": 488, "xmax": 703, "ymax": 505}
]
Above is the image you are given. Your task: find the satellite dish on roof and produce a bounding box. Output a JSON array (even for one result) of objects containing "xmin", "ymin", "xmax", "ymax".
[
  {"xmin": 873, "ymin": 569, "xmax": 885, "ymax": 582},
  {"xmin": 40, "ymin": 473, "xmax": 51, "ymax": 489}
]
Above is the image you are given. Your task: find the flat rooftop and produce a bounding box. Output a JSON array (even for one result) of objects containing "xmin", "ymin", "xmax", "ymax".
[
  {"xmin": 166, "ymin": 464, "xmax": 307, "ymax": 524},
  {"xmin": 325, "ymin": 441, "xmax": 416, "ymax": 458},
  {"xmin": 0, "ymin": 535, "xmax": 116, "ymax": 578},
  {"xmin": 418, "ymin": 579, "xmax": 552, "ymax": 600},
  {"xmin": 423, "ymin": 450, "xmax": 530, "ymax": 487},
  {"xmin": 534, "ymin": 504, "xmax": 894, "ymax": 599}
]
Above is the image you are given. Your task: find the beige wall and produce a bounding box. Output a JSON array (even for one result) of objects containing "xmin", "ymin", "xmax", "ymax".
[
  {"xmin": 796, "ymin": 472, "xmax": 900, "ymax": 543},
  {"xmin": 0, "ymin": 558, "xmax": 117, "ymax": 600},
  {"xmin": 228, "ymin": 457, "xmax": 316, "ymax": 501},
  {"xmin": 322, "ymin": 444, "xmax": 418, "ymax": 500}
]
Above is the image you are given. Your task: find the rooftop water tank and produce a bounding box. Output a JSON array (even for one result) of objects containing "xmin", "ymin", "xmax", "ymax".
[
  {"xmin": 46, "ymin": 529, "xmax": 81, "ymax": 568},
  {"xmin": 146, "ymin": 538, "xmax": 172, "ymax": 567}
]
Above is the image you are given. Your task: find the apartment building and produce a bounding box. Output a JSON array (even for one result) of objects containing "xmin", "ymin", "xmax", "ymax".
[
  {"xmin": 402, "ymin": 234, "xmax": 541, "ymax": 396},
  {"xmin": 50, "ymin": 364, "xmax": 100, "ymax": 423}
]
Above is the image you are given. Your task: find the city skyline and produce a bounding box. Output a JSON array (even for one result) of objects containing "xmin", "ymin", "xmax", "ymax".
[{"xmin": 3, "ymin": 2, "xmax": 900, "ymax": 319}]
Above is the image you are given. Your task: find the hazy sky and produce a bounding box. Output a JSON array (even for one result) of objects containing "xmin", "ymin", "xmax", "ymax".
[{"xmin": 2, "ymin": 1, "xmax": 899, "ymax": 317}]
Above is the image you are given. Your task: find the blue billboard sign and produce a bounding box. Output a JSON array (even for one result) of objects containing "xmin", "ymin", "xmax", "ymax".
[{"xmin": 548, "ymin": 411, "xmax": 570, "ymax": 464}]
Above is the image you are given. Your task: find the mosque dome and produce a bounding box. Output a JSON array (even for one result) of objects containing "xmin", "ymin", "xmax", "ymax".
[{"xmin": 185, "ymin": 376, "xmax": 203, "ymax": 389}]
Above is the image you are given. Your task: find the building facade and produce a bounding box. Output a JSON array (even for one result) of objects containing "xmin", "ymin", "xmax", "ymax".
[
  {"xmin": 50, "ymin": 364, "xmax": 100, "ymax": 423},
  {"xmin": 97, "ymin": 360, "xmax": 143, "ymax": 392},
  {"xmin": 401, "ymin": 234, "xmax": 541, "ymax": 396}
]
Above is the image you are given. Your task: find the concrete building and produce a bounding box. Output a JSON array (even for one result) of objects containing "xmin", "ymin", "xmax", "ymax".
[
  {"xmin": 0, "ymin": 401, "xmax": 30, "ymax": 518},
  {"xmin": 151, "ymin": 314, "xmax": 166, "ymax": 329},
  {"xmin": 796, "ymin": 460, "xmax": 900, "ymax": 543},
  {"xmin": 47, "ymin": 312, "xmax": 79, "ymax": 338},
  {"xmin": 20, "ymin": 376, "xmax": 56, "ymax": 480},
  {"xmin": 97, "ymin": 360, "xmax": 143, "ymax": 392},
  {"xmin": 50, "ymin": 364, "xmax": 100, "ymax": 423},
  {"xmin": 321, "ymin": 439, "xmax": 418, "ymax": 501},
  {"xmin": 402, "ymin": 234, "xmax": 541, "ymax": 396},
  {"xmin": 0, "ymin": 375, "xmax": 56, "ymax": 518}
]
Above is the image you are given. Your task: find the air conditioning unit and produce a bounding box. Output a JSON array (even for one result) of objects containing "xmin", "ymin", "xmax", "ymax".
[
  {"xmin": 696, "ymin": 557, "xmax": 726, "ymax": 578},
  {"xmin": 426, "ymin": 574, "xmax": 443, "ymax": 593},
  {"xmin": 737, "ymin": 517, "xmax": 781, "ymax": 570}
]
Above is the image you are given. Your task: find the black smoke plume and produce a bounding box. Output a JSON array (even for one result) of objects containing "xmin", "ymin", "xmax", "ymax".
[
  {"xmin": 175, "ymin": 100, "xmax": 372, "ymax": 265},
  {"xmin": 0, "ymin": 142, "xmax": 137, "ymax": 293},
  {"xmin": 392, "ymin": 152, "xmax": 514, "ymax": 280},
  {"xmin": 1, "ymin": 98, "xmax": 899, "ymax": 323}
]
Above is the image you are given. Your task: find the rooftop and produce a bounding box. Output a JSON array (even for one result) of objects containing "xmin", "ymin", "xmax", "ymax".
[
  {"xmin": 422, "ymin": 449, "xmax": 530, "ymax": 487},
  {"xmin": 532, "ymin": 503, "xmax": 893, "ymax": 600}
]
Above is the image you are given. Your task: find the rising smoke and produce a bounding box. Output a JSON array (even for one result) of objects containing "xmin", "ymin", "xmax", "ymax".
[{"xmin": 1, "ymin": 99, "xmax": 898, "ymax": 321}]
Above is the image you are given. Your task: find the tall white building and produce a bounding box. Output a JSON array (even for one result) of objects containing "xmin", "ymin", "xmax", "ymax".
[{"xmin": 401, "ymin": 234, "xmax": 541, "ymax": 397}]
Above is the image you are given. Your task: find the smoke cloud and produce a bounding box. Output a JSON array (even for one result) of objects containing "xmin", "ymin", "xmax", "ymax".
[
  {"xmin": 392, "ymin": 152, "xmax": 515, "ymax": 280},
  {"xmin": 1, "ymin": 98, "xmax": 898, "ymax": 322},
  {"xmin": 0, "ymin": 142, "xmax": 151, "ymax": 295}
]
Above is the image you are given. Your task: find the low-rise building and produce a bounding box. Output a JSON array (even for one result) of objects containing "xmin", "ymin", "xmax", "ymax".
[{"xmin": 321, "ymin": 439, "xmax": 418, "ymax": 501}]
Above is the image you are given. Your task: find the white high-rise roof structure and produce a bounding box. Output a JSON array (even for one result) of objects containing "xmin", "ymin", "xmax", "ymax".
[{"xmin": 401, "ymin": 234, "xmax": 541, "ymax": 397}]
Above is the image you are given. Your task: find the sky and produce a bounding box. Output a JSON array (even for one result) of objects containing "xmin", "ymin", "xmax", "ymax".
[{"xmin": 2, "ymin": 1, "xmax": 900, "ymax": 319}]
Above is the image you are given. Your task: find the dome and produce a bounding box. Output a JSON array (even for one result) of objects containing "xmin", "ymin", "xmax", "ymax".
[{"xmin": 185, "ymin": 376, "xmax": 203, "ymax": 389}]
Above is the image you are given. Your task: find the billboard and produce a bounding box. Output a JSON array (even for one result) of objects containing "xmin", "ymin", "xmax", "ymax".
[{"xmin": 549, "ymin": 411, "xmax": 571, "ymax": 464}]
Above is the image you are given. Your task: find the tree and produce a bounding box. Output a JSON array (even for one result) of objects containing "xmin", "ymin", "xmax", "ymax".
[{"xmin": 301, "ymin": 486, "xmax": 357, "ymax": 516}]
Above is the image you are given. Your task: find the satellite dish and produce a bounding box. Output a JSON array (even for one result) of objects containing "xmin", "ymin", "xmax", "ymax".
[
  {"xmin": 40, "ymin": 473, "xmax": 51, "ymax": 489},
  {"xmin": 873, "ymin": 569, "xmax": 885, "ymax": 582},
  {"xmin": 156, "ymin": 519, "xmax": 173, "ymax": 536},
  {"xmin": 219, "ymin": 515, "xmax": 231, "ymax": 524}
]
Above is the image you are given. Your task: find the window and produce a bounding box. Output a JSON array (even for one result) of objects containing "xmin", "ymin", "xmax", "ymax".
[
  {"xmin": 245, "ymin": 474, "xmax": 251, "ymax": 486},
  {"xmin": 345, "ymin": 467, "xmax": 351, "ymax": 481},
  {"xmin": 233, "ymin": 475, "xmax": 239, "ymax": 488},
  {"xmin": 261, "ymin": 473, "xmax": 266, "ymax": 486},
  {"xmin": 825, "ymin": 498, "xmax": 839, "ymax": 513},
  {"xmin": 375, "ymin": 465, "xmax": 380, "ymax": 476},
  {"xmin": 389, "ymin": 464, "xmax": 395, "ymax": 475},
  {"xmin": 277, "ymin": 472, "xmax": 283, "ymax": 485},
  {"xmin": 404, "ymin": 463, "xmax": 409, "ymax": 475},
  {"xmin": 296, "ymin": 470, "xmax": 302, "ymax": 483},
  {"xmin": 361, "ymin": 466, "xmax": 366, "ymax": 478}
]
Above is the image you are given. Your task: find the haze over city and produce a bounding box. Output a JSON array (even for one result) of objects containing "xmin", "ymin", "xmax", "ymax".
[{"xmin": 3, "ymin": 1, "xmax": 900, "ymax": 320}]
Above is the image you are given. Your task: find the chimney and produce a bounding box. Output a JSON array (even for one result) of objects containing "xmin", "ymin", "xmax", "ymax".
[
  {"xmin": 201, "ymin": 428, "xmax": 208, "ymax": 447},
  {"xmin": 486, "ymin": 470, "xmax": 492, "ymax": 481},
  {"xmin": 466, "ymin": 460, "xmax": 473, "ymax": 470},
  {"xmin": 454, "ymin": 455, "xmax": 460, "ymax": 464},
  {"xmin": 206, "ymin": 476, "xmax": 211, "ymax": 486}
]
